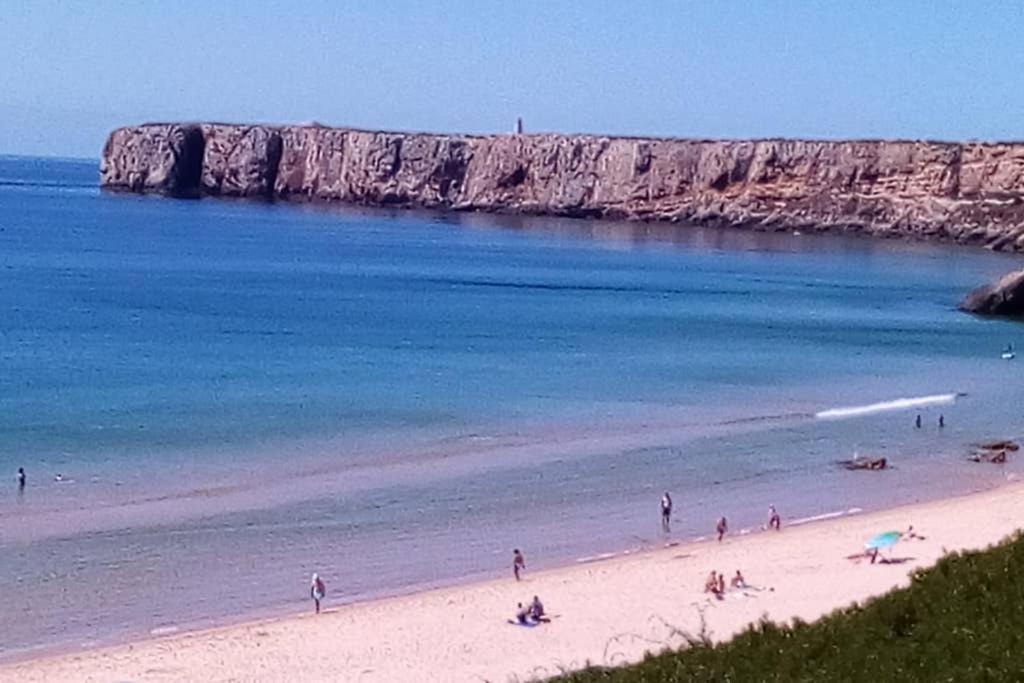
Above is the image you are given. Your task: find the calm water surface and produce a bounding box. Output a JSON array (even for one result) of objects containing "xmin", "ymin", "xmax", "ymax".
[{"xmin": 1, "ymin": 156, "xmax": 1022, "ymax": 657}]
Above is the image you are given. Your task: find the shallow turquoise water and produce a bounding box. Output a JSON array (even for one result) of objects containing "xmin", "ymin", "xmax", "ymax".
[{"xmin": 1, "ymin": 156, "xmax": 1022, "ymax": 657}]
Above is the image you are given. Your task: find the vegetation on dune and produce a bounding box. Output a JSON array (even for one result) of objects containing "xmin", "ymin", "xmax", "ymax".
[{"xmin": 552, "ymin": 533, "xmax": 1024, "ymax": 682}]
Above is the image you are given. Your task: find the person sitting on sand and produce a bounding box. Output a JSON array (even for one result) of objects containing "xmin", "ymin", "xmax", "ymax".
[
  {"xmin": 513, "ymin": 549, "xmax": 525, "ymax": 581},
  {"xmin": 515, "ymin": 602, "xmax": 530, "ymax": 625},
  {"xmin": 716, "ymin": 516, "xmax": 728, "ymax": 542},
  {"xmin": 704, "ymin": 571, "xmax": 719, "ymax": 595},
  {"xmin": 529, "ymin": 595, "xmax": 545, "ymax": 621},
  {"xmin": 310, "ymin": 573, "xmax": 326, "ymax": 614},
  {"xmin": 768, "ymin": 505, "xmax": 781, "ymax": 531},
  {"xmin": 903, "ymin": 525, "xmax": 925, "ymax": 540},
  {"xmin": 730, "ymin": 570, "xmax": 747, "ymax": 589}
]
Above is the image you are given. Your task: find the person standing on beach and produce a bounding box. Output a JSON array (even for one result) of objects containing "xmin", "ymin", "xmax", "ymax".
[
  {"xmin": 768, "ymin": 505, "xmax": 781, "ymax": 531},
  {"xmin": 939, "ymin": 414, "xmax": 945, "ymax": 428},
  {"xmin": 716, "ymin": 516, "xmax": 728, "ymax": 542},
  {"xmin": 310, "ymin": 573, "xmax": 326, "ymax": 614},
  {"xmin": 660, "ymin": 491, "xmax": 673, "ymax": 532},
  {"xmin": 17, "ymin": 467, "xmax": 26, "ymax": 493},
  {"xmin": 915, "ymin": 414, "xmax": 922, "ymax": 428},
  {"xmin": 513, "ymin": 549, "xmax": 525, "ymax": 581}
]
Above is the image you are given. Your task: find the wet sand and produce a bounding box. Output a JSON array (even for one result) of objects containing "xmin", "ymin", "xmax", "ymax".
[{"xmin": 4, "ymin": 479, "xmax": 1023, "ymax": 683}]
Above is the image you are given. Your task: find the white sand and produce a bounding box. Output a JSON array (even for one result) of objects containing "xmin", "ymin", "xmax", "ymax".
[{"xmin": 3, "ymin": 481, "xmax": 1023, "ymax": 683}]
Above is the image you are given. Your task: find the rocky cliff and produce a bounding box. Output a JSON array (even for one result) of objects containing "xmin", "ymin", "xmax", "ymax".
[
  {"xmin": 960, "ymin": 269, "xmax": 1024, "ymax": 316},
  {"xmin": 101, "ymin": 123, "xmax": 1024, "ymax": 250}
]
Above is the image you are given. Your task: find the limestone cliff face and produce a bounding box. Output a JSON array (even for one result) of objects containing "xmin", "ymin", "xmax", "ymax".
[{"xmin": 101, "ymin": 123, "xmax": 1024, "ymax": 250}]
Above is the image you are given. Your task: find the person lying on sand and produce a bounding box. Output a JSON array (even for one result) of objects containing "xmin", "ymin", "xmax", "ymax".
[{"xmin": 903, "ymin": 525, "xmax": 926, "ymax": 540}]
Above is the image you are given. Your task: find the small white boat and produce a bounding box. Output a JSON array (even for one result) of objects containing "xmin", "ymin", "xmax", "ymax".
[{"xmin": 1002, "ymin": 344, "xmax": 1015, "ymax": 360}]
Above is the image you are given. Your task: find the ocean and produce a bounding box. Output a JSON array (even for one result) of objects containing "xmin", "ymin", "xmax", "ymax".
[{"xmin": 1, "ymin": 155, "xmax": 1022, "ymax": 657}]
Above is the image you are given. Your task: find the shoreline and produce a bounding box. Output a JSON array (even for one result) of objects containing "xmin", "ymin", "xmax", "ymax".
[{"xmin": 4, "ymin": 478, "xmax": 1024, "ymax": 682}]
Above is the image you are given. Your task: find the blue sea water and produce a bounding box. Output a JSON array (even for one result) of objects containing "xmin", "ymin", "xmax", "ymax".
[{"xmin": 1, "ymin": 155, "xmax": 1023, "ymax": 657}]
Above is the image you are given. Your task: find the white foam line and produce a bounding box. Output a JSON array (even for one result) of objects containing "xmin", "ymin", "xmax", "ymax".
[
  {"xmin": 150, "ymin": 626, "xmax": 180, "ymax": 636},
  {"xmin": 575, "ymin": 552, "xmax": 617, "ymax": 564},
  {"xmin": 815, "ymin": 392, "xmax": 959, "ymax": 420},
  {"xmin": 789, "ymin": 508, "xmax": 861, "ymax": 526}
]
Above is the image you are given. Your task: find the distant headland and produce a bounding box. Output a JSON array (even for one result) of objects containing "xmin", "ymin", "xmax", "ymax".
[{"xmin": 101, "ymin": 123, "xmax": 1024, "ymax": 251}]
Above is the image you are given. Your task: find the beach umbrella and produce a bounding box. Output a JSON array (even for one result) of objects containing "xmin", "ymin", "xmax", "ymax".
[{"xmin": 865, "ymin": 530, "xmax": 901, "ymax": 550}]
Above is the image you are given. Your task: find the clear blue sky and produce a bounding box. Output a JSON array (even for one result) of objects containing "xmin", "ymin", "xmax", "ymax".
[{"xmin": 3, "ymin": 1, "xmax": 1023, "ymax": 158}]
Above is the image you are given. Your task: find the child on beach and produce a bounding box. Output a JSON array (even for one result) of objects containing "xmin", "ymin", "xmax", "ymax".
[
  {"xmin": 716, "ymin": 516, "xmax": 728, "ymax": 542},
  {"xmin": 513, "ymin": 549, "xmax": 525, "ymax": 581},
  {"xmin": 310, "ymin": 573, "xmax": 326, "ymax": 614},
  {"xmin": 768, "ymin": 505, "xmax": 781, "ymax": 531}
]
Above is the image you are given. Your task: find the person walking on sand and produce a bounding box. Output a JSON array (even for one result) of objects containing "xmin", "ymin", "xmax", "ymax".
[
  {"xmin": 660, "ymin": 491, "xmax": 673, "ymax": 532},
  {"xmin": 17, "ymin": 467, "xmax": 26, "ymax": 493},
  {"xmin": 513, "ymin": 549, "xmax": 525, "ymax": 581},
  {"xmin": 716, "ymin": 516, "xmax": 728, "ymax": 542},
  {"xmin": 768, "ymin": 505, "xmax": 781, "ymax": 531},
  {"xmin": 939, "ymin": 414, "xmax": 945, "ymax": 428},
  {"xmin": 310, "ymin": 573, "xmax": 326, "ymax": 614}
]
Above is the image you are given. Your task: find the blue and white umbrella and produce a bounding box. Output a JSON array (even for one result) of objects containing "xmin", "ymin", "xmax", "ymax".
[{"xmin": 865, "ymin": 530, "xmax": 901, "ymax": 550}]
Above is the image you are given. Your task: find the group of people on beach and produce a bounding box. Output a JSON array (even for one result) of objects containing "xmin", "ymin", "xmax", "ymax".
[
  {"xmin": 662, "ymin": 491, "xmax": 782, "ymax": 541},
  {"xmin": 514, "ymin": 595, "xmax": 547, "ymax": 625},
  {"xmin": 704, "ymin": 570, "xmax": 748, "ymax": 599}
]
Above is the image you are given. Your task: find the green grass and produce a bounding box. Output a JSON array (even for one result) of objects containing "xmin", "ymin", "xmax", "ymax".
[{"xmin": 553, "ymin": 533, "xmax": 1024, "ymax": 682}]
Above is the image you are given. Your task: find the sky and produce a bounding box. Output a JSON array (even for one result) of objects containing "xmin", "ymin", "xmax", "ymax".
[{"xmin": 2, "ymin": 1, "xmax": 1023, "ymax": 158}]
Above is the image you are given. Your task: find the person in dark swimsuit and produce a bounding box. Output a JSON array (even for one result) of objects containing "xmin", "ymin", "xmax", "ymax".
[{"xmin": 513, "ymin": 549, "xmax": 525, "ymax": 581}]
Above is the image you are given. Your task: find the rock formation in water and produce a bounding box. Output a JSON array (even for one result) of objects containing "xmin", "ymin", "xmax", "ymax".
[
  {"xmin": 101, "ymin": 123, "xmax": 1024, "ymax": 250},
  {"xmin": 960, "ymin": 269, "xmax": 1024, "ymax": 316}
]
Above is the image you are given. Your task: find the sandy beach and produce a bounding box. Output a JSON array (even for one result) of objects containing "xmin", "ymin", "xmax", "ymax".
[{"xmin": 3, "ymin": 478, "xmax": 1023, "ymax": 683}]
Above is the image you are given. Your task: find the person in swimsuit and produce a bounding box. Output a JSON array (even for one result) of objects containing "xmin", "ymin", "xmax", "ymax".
[
  {"xmin": 704, "ymin": 571, "xmax": 719, "ymax": 595},
  {"xmin": 310, "ymin": 573, "xmax": 326, "ymax": 614},
  {"xmin": 716, "ymin": 516, "xmax": 728, "ymax": 542},
  {"xmin": 17, "ymin": 467, "xmax": 26, "ymax": 493},
  {"xmin": 660, "ymin": 492, "xmax": 673, "ymax": 532},
  {"xmin": 513, "ymin": 549, "xmax": 525, "ymax": 581},
  {"xmin": 731, "ymin": 570, "xmax": 747, "ymax": 589},
  {"xmin": 515, "ymin": 602, "xmax": 530, "ymax": 624},
  {"xmin": 529, "ymin": 595, "xmax": 545, "ymax": 621},
  {"xmin": 768, "ymin": 505, "xmax": 781, "ymax": 531}
]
